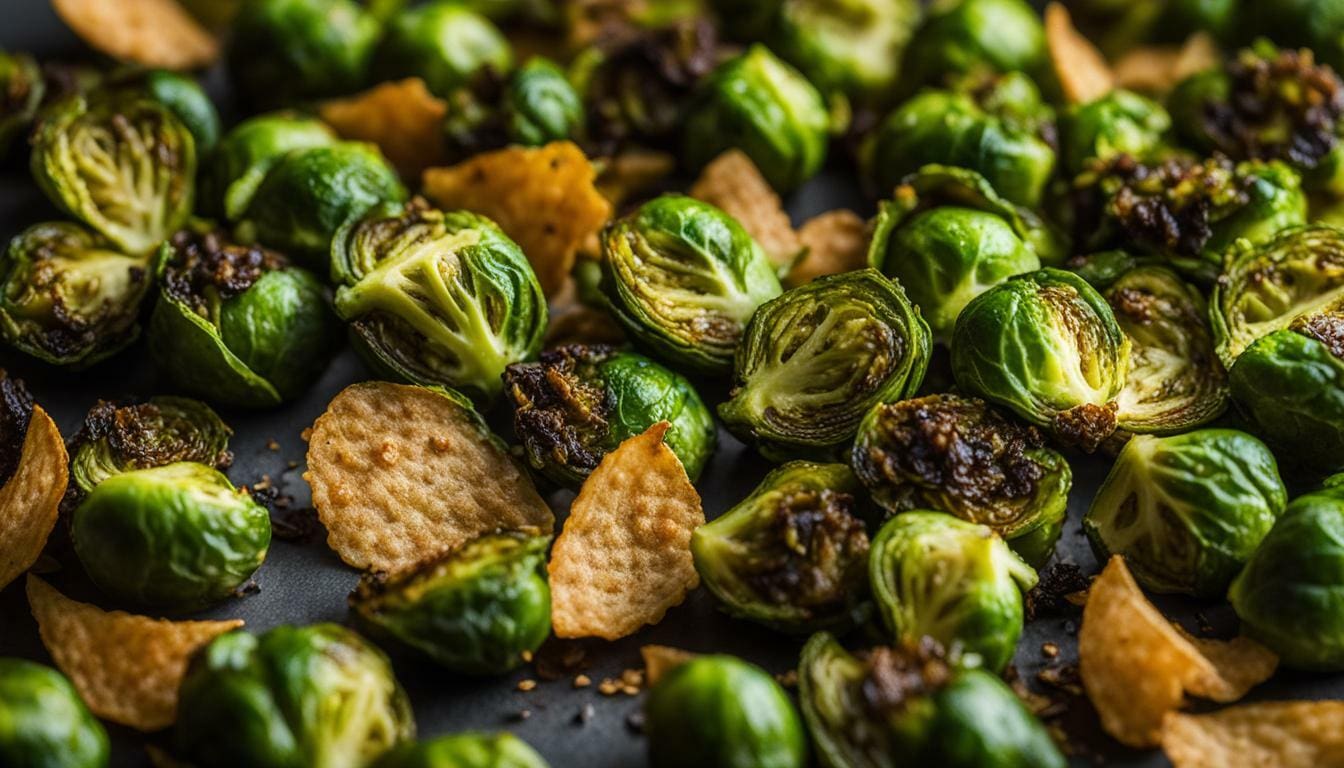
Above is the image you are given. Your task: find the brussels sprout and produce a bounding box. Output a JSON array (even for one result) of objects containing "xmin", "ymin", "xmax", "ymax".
[
  {"xmin": 374, "ymin": 1, "xmax": 512, "ymax": 98},
  {"xmin": 951, "ymin": 269, "xmax": 1130, "ymax": 452},
  {"xmin": 719, "ymin": 270, "xmax": 930, "ymax": 460},
  {"xmin": 149, "ymin": 229, "xmax": 341, "ymax": 408},
  {"xmin": 1059, "ymin": 89, "xmax": 1170, "ymax": 175},
  {"xmin": 112, "ymin": 69, "xmax": 221, "ymax": 154},
  {"xmin": 1084, "ymin": 429, "xmax": 1285, "ymax": 597},
  {"xmin": 0, "ymin": 51, "xmax": 43, "ymax": 158},
  {"xmin": 503, "ymin": 345, "xmax": 715, "ymax": 486},
  {"xmin": 599, "ymin": 195, "xmax": 782, "ymax": 374},
  {"xmin": 0, "ymin": 371, "xmax": 33, "ymax": 486},
  {"xmin": 1236, "ymin": 1, "xmax": 1344, "ymax": 73},
  {"xmin": 30, "ymin": 96, "xmax": 195, "ymax": 256},
  {"xmin": 72, "ymin": 462, "xmax": 271, "ymax": 610},
  {"xmin": 851, "ymin": 394, "xmax": 1070, "ymax": 567},
  {"xmin": 0, "ymin": 221, "xmax": 151, "ymax": 367},
  {"xmin": 503, "ymin": 57, "xmax": 583, "ymax": 147},
  {"xmin": 0, "ymin": 659, "xmax": 108, "ymax": 768},
  {"xmin": 681, "ymin": 45, "xmax": 829, "ymax": 192},
  {"xmin": 767, "ymin": 0, "xmax": 919, "ymax": 102},
  {"xmin": 175, "ymin": 623, "xmax": 415, "ymax": 767},
  {"xmin": 69, "ymin": 396, "xmax": 232, "ymax": 495},
  {"xmin": 374, "ymin": 733, "xmax": 550, "ymax": 768},
  {"xmin": 645, "ymin": 655, "xmax": 806, "ymax": 768},
  {"xmin": 202, "ymin": 112, "xmax": 338, "ymax": 221},
  {"xmin": 332, "ymin": 200, "xmax": 545, "ymax": 403},
  {"xmin": 899, "ymin": 0, "xmax": 1046, "ymax": 89},
  {"xmin": 798, "ymin": 633, "xmax": 1066, "ymax": 768},
  {"xmin": 227, "ymin": 0, "xmax": 381, "ymax": 106}
]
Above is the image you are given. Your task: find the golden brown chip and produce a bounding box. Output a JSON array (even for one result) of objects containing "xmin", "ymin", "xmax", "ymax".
[
  {"xmin": 548, "ymin": 422, "xmax": 704, "ymax": 640},
  {"xmin": 305, "ymin": 381, "xmax": 554, "ymax": 574},
  {"xmin": 596, "ymin": 149, "xmax": 676, "ymax": 209},
  {"xmin": 1178, "ymin": 627, "xmax": 1279, "ymax": 702},
  {"xmin": 320, "ymin": 78, "xmax": 447, "ymax": 178},
  {"xmin": 690, "ymin": 149, "xmax": 802, "ymax": 267},
  {"xmin": 52, "ymin": 0, "xmax": 219, "ymax": 70},
  {"xmin": 422, "ymin": 142, "xmax": 612, "ymax": 297},
  {"xmin": 0, "ymin": 405, "xmax": 67, "ymax": 589},
  {"xmin": 787, "ymin": 210, "xmax": 870, "ymax": 287},
  {"xmin": 1045, "ymin": 2, "xmax": 1114, "ymax": 104},
  {"xmin": 26, "ymin": 575, "xmax": 242, "ymax": 731},
  {"xmin": 1113, "ymin": 33, "xmax": 1219, "ymax": 94},
  {"xmin": 641, "ymin": 644, "xmax": 697, "ymax": 685},
  {"xmin": 1162, "ymin": 703, "xmax": 1344, "ymax": 768}
]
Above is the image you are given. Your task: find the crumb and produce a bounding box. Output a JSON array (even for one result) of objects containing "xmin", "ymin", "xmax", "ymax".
[
  {"xmin": 510, "ymin": 709, "xmax": 532, "ymax": 722},
  {"xmin": 598, "ymin": 678, "xmax": 622, "ymax": 696},
  {"xmin": 522, "ymin": 650, "xmax": 534, "ymax": 663},
  {"xmin": 517, "ymin": 679, "xmax": 537, "ymax": 692},
  {"xmin": 626, "ymin": 711, "xmax": 645, "ymax": 734},
  {"xmin": 575, "ymin": 704, "xmax": 595, "ymax": 725},
  {"xmin": 573, "ymin": 674, "xmax": 591, "ymax": 688},
  {"xmin": 300, "ymin": 428, "xmax": 313, "ymax": 442},
  {"xmin": 266, "ymin": 439, "xmax": 280, "ymax": 451},
  {"xmin": 1042, "ymin": 642, "xmax": 1060, "ymax": 658},
  {"xmin": 774, "ymin": 669, "xmax": 798, "ymax": 688}
]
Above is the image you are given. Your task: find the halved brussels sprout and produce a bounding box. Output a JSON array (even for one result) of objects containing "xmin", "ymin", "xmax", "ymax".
[
  {"xmin": 599, "ymin": 195, "xmax": 782, "ymax": 374},
  {"xmin": 645, "ymin": 655, "xmax": 807, "ymax": 768},
  {"xmin": 851, "ymin": 394, "xmax": 1071, "ymax": 567},
  {"xmin": 1059, "ymin": 89, "xmax": 1170, "ymax": 175},
  {"xmin": 373, "ymin": 1, "xmax": 513, "ymax": 98},
  {"xmin": 719, "ymin": 269, "xmax": 930, "ymax": 460},
  {"xmin": 0, "ymin": 51, "xmax": 43, "ymax": 157},
  {"xmin": 951, "ymin": 268, "xmax": 1131, "ymax": 452},
  {"xmin": 175, "ymin": 623, "xmax": 415, "ymax": 768},
  {"xmin": 503, "ymin": 57, "xmax": 584, "ymax": 148},
  {"xmin": 72, "ymin": 462, "xmax": 271, "ymax": 610},
  {"xmin": 69, "ymin": 396, "xmax": 231, "ymax": 495},
  {"xmin": 899, "ymin": 0, "xmax": 1046, "ymax": 89},
  {"xmin": 227, "ymin": 0, "xmax": 381, "ymax": 106},
  {"xmin": 0, "ymin": 658, "xmax": 108, "ymax": 768},
  {"xmin": 202, "ymin": 112, "xmax": 337, "ymax": 221},
  {"xmin": 110, "ymin": 69, "xmax": 221, "ymax": 155},
  {"xmin": 374, "ymin": 732, "xmax": 550, "ymax": 768},
  {"xmin": 333, "ymin": 199, "xmax": 546, "ymax": 403},
  {"xmin": 768, "ymin": 0, "xmax": 918, "ymax": 102},
  {"xmin": 1084, "ymin": 429, "xmax": 1286, "ymax": 597}
]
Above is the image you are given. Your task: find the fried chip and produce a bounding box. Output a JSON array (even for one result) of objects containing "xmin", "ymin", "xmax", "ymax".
[
  {"xmin": 787, "ymin": 210, "xmax": 870, "ymax": 287},
  {"xmin": 422, "ymin": 142, "xmax": 612, "ymax": 297},
  {"xmin": 1162, "ymin": 703, "xmax": 1344, "ymax": 768},
  {"xmin": 320, "ymin": 78, "xmax": 447, "ymax": 178},
  {"xmin": 0, "ymin": 405, "xmax": 66, "ymax": 589},
  {"xmin": 641, "ymin": 644, "xmax": 697, "ymax": 685},
  {"xmin": 52, "ymin": 0, "xmax": 219, "ymax": 70},
  {"xmin": 1113, "ymin": 33, "xmax": 1219, "ymax": 94},
  {"xmin": 26, "ymin": 576, "xmax": 241, "ymax": 731},
  {"xmin": 305, "ymin": 381, "xmax": 554, "ymax": 574},
  {"xmin": 690, "ymin": 149, "xmax": 802, "ymax": 267},
  {"xmin": 1045, "ymin": 2, "xmax": 1114, "ymax": 104},
  {"xmin": 548, "ymin": 422, "xmax": 704, "ymax": 640}
]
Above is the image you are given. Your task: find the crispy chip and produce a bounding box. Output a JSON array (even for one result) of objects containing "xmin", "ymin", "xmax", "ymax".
[
  {"xmin": 548, "ymin": 422, "xmax": 704, "ymax": 640},
  {"xmin": 641, "ymin": 644, "xmax": 697, "ymax": 685},
  {"xmin": 320, "ymin": 78, "xmax": 447, "ymax": 178},
  {"xmin": 0, "ymin": 405, "xmax": 66, "ymax": 589},
  {"xmin": 690, "ymin": 150, "xmax": 802, "ymax": 267},
  {"xmin": 1162, "ymin": 703, "xmax": 1344, "ymax": 768},
  {"xmin": 1046, "ymin": 3, "xmax": 1114, "ymax": 104},
  {"xmin": 787, "ymin": 210, "xmax": 870, "ymax": 287},
  {"xmin": 1178, "ymin": 627, "xmax": 1279, "ymax": 702},
  {"xmin": 422, "ymin": 142, "xmax": 612, "ymax": 297},
  {"xmin": 596, "ymin": 149, "xmax": 676, "ymax": 209},
  {"xmin": 26, "ymin": 576, "xmax": 241, "ymax": 731},
  {"xmin": 52, "ymin": 0, "xmax": 219, "ymax": 70},
  {"xmin": 1114, "ymin": 33, "xmax": 1219, "ymax": 94},
  {"xmin": 306, "ymin": 381, "xmax": 553, "ymax": 574}
]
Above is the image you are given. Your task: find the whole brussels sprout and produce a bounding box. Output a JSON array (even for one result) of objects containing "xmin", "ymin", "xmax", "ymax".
[
  {"xmin": 1059, "ymin": 89, "xmax": 1170, "ymax": 175},
  {"xmin": 1084, "ymin": 429, "xmax": 1286, "ymax": 597},
  {"xmin": 503, "ymin": 57, "xmax": 583, "ymax": 147},
  {"xmin": 681, "ymin": 44, "xmax": 829, "ymax": 192},
  {"xmin": 599, "ymin": 195, "xmax": 782, "ymax": 374},
  {"xmin": 1236, "ymin": 0, "xmax": 1344, "ymax": 73},
  {"xmin": 227, "ymin": 0, "xmax": 381, "ymax": 106},
  {"xmin": 798, "ymin": 633, "xmax": 1066, "ymax": 768},
  {"xmin": 851, "ymin": 394, "xmax": 1071, "ymax": 567},
  {"xmin": 332, "ymin": 200, "xmax": 546, "ymax": 403},
  {"xmin": 175, "ymin": 623, "xmax": 415, "ymax": 768},
  {"xmin": 692, "ymin": 461, "xmax": 871, "ymax": 633},
  {"xmin": 72, "ymin": 462, "xmax": 271, "ymax": 610},
  {"xmin": 111, "ymin": 69, "xmax": 221, "ymax": 154},
  {"xmin": 374, "ymin": 733, "xmax": 549, "ymax": 768},
  {"xmin": 899, "ymin": 0, "xmax": 1046, "ymax": 89},
  {"xmin": 69, "ymin": 396, "xmax": 232, "ymax": 495},
  {"xmin": 645, "ymin": 655, "xmax": 806, "ymax": 768},
  {"xmin": 0, "ymin": 659, "xmax": 108, "ymax": 768},
  {"xmin": 0, "ymin": 51, "xmax": 43, "ymax": 158},
  {"xmin": 951, "ymin": 268, "xmax": 1131, "ymax": 452},
  {"xmin": 768, "ymin": 0, "xmax": 919, "ymax": 102},
  {"xmin": 719, "ymin": 269, "xmax": 930, "ymax": 460},
  {"xmin": 503, "ymin": 345, "xmax": 715, "ymax": 486},
  {"xmin": 202, "ymin": 112, "xmax": 337, "ymax": 220},
  {"xmin": 373, "ymin": 1, "xmax": 513, "ymax": 98}
]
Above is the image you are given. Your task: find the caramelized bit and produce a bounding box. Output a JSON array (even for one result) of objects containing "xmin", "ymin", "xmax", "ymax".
[
  {"xmin": 860, "ymin": 640, "xmax": 953, "ymax": 718},
  {"xmin": 1094, "ymin": 154, "xmax": 1250, "ymax": 260},
  {"xmin": 0, "ymin": 371, "xmax": 35, "ymax": 485},
  {"xmin": 1052, "ymin": 402, "xmax": 1119, "ymax": 453},
  {"xmin": 161, "ymin": 229, "xmax": 286, "ymax": 317},
  {"xmin": 504, "ymin": 345, "xmax": 615, "ymax": 476},
  {"xmin": 744, "ymin": 488, "xmax": 869, "ymax": 611},
  {"xmin": 1291, "ymin": 310, "xmax": 1344, "ymax": 359}
]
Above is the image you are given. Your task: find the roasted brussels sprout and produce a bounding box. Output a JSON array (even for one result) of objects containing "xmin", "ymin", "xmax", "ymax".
[
  {"xmin": 332, "ymin": 199, "xmax": 546, "ymax": 403},
  {"xmin": 0, "ymin": 371, "xmax": 32, "ymax": 487},
  {"xmin": 227, "ymin": 0, "xmax": 381, "ymax": 106},
  {"xmin": 374, "ymin": 733, "xmax": 549, "ymax": 768},
  {"xmin": 503, "ymin": 57, "xmax": 583, "ymax": 147},
  {"xmin": 0, "ymin": 658, "xmax": 108, "ymax": 768},
  {"xmin": 1059, "ymin": 89, "xmax": 1170, "ymax": 175},
  {"xmin": 645, "ymin": 655, "xmax": 806, "ymax": 768},
  {"xmin": 767, "ymin": 0, "xmax": 919, "ymax": 102},
  {"xmin": 374, "ymin": 1, "xmax": 513, "ymax": 98},
  {"xmin": 719, "ymin": 270, "xmax": 930, "ymax": 460},
  {"xmin": 72, "ymin": 462, "xmax": 271, "ymax": 610},
  {"xmin": 0, "ymin": 51, "xmax": 42, "ymax": 158},
  {"xmin": 599, "ymin": 195, "xmax": 782, "ymax": 374},
  {"xmin": 1084, "ymin": 429, "xmax": 1285, "ymax": 597},
  {"xmin": 1236, "ymin": 1, "xmax": 1344, "ymax": 73},
  {"xmin": 202, "ymin": 112, "xmax": 337, "ymax": 220},
  {"xmin": 149, "ymin": 229, "xmax": 341, "ymax": 408},
  {"xmin": 899, "ymin": 0, "xmax": 1046, "ymax": 89},
  {"xmin": 175, "ymin": 623, "xmax": 415, "ymax": 767},
  {"xmin": 798, "ymin": 633, "xmax": 1066, "ymax": 768},
  {"xmin": 851, "ymin": 394, "xmax": 1071, "ymax": 567},
  {"xmin": 69, "ymin": 396, "xmax": 232, "ymax": 495},
  {"xmin": 113, "ymin": 69, "xmax": 221, "ymax": 155}
]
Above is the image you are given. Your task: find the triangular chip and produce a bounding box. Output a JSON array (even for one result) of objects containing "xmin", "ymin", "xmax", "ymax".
[
  {"xmin": 1162, "ymin": 702, "xmax": 1344, "ymax": 768},
  {"xmin": 1045, "ymin": 2, "xmax": 1114, "ymax": 104},
  {"xmin": 690, "ymin": 149, "xmax": 801, "ymax": 268},
  {"xmin": 320, "ymin": 78, "xmax": 447, "ymax": 178},
  {"xmin": 52, "ymin": 0, "xmax": 219, "ymax": 70},
  {"xmin": 1, "ymin": 403, "xmax": 67, "ymax": 589},
  {"xmin": 1113, "ymin": 33, "xmax": 1219, "ymax": 95},
  {"xmin": 787, "ymin": 210, "xmax": 869, "ymax": 287}
]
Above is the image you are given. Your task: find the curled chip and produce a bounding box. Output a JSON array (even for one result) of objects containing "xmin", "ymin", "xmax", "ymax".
[
  {"xmin": 1162, "ymin": 702, "xmax": 1344, "ymax": 768},
  {"xmin": 690, "ymin": 149, "xmax": 801, "ymax": 268},
  {"xmin": 320, "ymin": 78, "xmax": 447, "ymax": 178},
  {"xmin": 305, "ymin": 381, "xmax": 554, "ymax": 574},
  {"xmin": 548, "ymin": 422, "xmax": 704, "ymax": 640},
  {"xmin": 787, "ymin": 210, "xmax": 870, "ymax": 287},
  {"xmin": 641, "ymin": 644, "xmax": 698, "ymax": 686},
  {"xmin": 1113, "ymin": 33, "xmax": 1219, "ymax": 95},
  {"xmin": 1079, "ymin": 556, "xmax": 1278, "ymax": 748},
  {"xmin": 0, "ymin": 379, "xmax": 66, "ymax": 590},
  {"xmin": 52, "ymin": 0, "xmax": 219, "ymax": 70},
  {"xmin": 26, "ymin": 575, "xmax": 242, "ymax": 731},
  {"xmin": 1045, "ymin": 2, "xmax": 1114, "ymax": 105},
  {"xmin": 422, "ymin": 141, "xmax": 612, "ymax": 298}
]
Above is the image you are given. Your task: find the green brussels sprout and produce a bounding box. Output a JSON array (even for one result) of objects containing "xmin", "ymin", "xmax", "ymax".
[
  {"xmin": 719, "ymin": 269, "xmax": 930, "ymax": 460},
  {"xmin": 798, "ymin": 633, "xmax": 1066, "ymax": 768},
  {"xmin": 503, "ymin": 57, "xmax": 584, "ymax": 147},
  {"xmin": 374, "ymin": 733, "xmax": 550, "ymax": 768},
  {"xmin": 899, "ymin": 0, "xmax": 1046, "ymax": 89},
  {"xmin": 202, "ymin": 112, "xmax": 338, "ymax": 221},
  {"xmin": 0, "ymin": 659, "xmax": 108, "ymax": 768},
  {"xmin": 350, "ymin": 532, "xmax": 551, "ymax": 675},
  {"xmin": 681, "ymin": 45, "xmax": 829, "ymax": 192},
  {"xmin": 68, "ymin": 396, "xmax": 232, "ymax": 495},
  {"xmin": 951, "ymin": 268, "xmax": 1131, "ymax": 452},
  {"xmin": 30, "ymin": 96, "xmax": 195, "ymax": 256},
  {"xmin": 148, "ymin": 229, "xmax": 342, "ymax": 408},
  {"xmin": 0, "ymin": 51, "xmax": 43, "ymax": 157},
  {"xmin": 72, "ymin": 462, "xmax": 271, "ymax": 610},
  {"xmin": 692, "ymin": 461, "xmax": 871, "ymax": 633},
  {"xmin": 1235, "ymin": 1, "xmax": 1344, "ymax": 73},
  {"xmin": 767, "ymin": 0, "xmax": 919, "ymax": 102},
  {"xmin": 851, "ymin": 394, "xmax": 1071, "ymax": 566},
  {"xmin": 503, "ymin": 345, "xmax": 715, "ymax": 486},
  {"xmin": 1084, "ymin": 429, "xmax": 1286, "ymax": 597},
  {"xmin": 0, "ymin": 221, "xmax": 151, "ymax": 367},
  {"xmin": 1065, "ymin": 248, "xmax": 1165, "ymax": 288},
  {"xmin": 175, "ymin": 623, "xmax": 415, "ymax": 768},
  {"xmin": 645, "ymin": 655, "xmax": 806, "ymax": 768},
  {"xmin": 332, "ymin": 200, "xmax": 546, "ymax": 403},
  {"xmin": 113, "ymin": 69, "xmax": 221, "ymax": 154},
  {"xmin": 374, "ymin": 1, "xmax": 512, "ymax": 98},
  {"xmin": 227, "ymin": 0, "xmax": 381, "ymax": 106},
  {"xmin": 599, "ymin": 195, "xmax": 782, "ymax": 374},
  {"xmin": 1059, "ymin": 89, "xmax": 1170, "ymax": 175}
]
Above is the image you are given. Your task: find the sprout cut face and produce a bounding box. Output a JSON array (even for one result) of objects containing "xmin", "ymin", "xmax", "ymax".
[
  {"xmin": 0, "ymin": 658, "xmax": 109, "ymax": 768},
  {"xmin": 769, "ymin": 0, "xmax": 919, "ymax": 102},
  {"xmin": 69, "ymin": 396, "xmax": 232, "ymax": 495}
]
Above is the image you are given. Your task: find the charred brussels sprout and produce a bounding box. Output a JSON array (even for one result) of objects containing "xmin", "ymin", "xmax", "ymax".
[
  {"xmin": 599, "ymin": 195, "xmax": 782, "ymax": 374},
  {"xmin": 117, "ymin": 69, "xmax": 221, "ymax": 155},
  {"xmin": 1059, "ymin": 89, "xmax": 1170, "ymax": 175},
  {"xmin": 1084, "ymin": 429, "xmax": 1286, "ymax": 597},
  {"xmin": 768, "ymin": 0, "xmax": 919, "ymax": 102},
  {"xmin": 227, "ymin": 0, "xmax": 381, "ymax": 106},
  {"xmin": 202, "ymin": 113, "xmax": 337, "ymax": 220},
  {"xmin": 175, "ymin": 623, "xmax": 415, "ymax": 768},
  {"xmin": 0, "ymin": 659, "xmax": 108, "ymax": 768},
  {"xmin": 719, "ymin": 269, "xmax": 930, "ymax": 460},
  {"xmin": 374, "ymin": 733, "xmax": 549, "ymax": 768},
  {"xmin": 374, "ymin": 1, "xmax": 512, "ymax": 98},
  {"xmin": 503, "ymin": 57, "xmax": 583, "ymax": 147},
  {"xmin": 900, "ymin": 0, "xmax": 1046, "ymax": 88},
  {"xmin": 333, "ymin": 200, "xmax": 546, "ymax": 403},
  {"xmin": 69, "ymin": 396, "xmax": 231, "ymax": 495},
  {"xmin": 0, "ymin": 51, "xmax": 42, "ymax": 157},
  {"xmin": 645, "ymin": 655, "xmax": 806, "ymax": 768}
]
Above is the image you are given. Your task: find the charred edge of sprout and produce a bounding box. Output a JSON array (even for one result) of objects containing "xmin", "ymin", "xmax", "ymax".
[
  {"xmin": 742, "ymin": 486, "xmax": 870, "ymax": 614},
  {"xmin": 72, "ymin": 399, "xmax": 234, "ymax": 474},
  {"xmin": 0, "ymin": 369, "xmax": 34, "ymax": 485},
  {"xmin": 1291, "ymin": 309, "xmax": 1344, "ymax": 358},
  {"xmin": 503, "ymin": 345, "xmax": 617, "ymax": 478},
  {"xmin": 856, "ymin": 639, "xmax": 955, "ymax": 720},
  {"xmin": 1051, "ymin": 401, "xmax": 1119, "ymax": 452},
  {"xmin": 161, "ymin": 228, "xmax": 288, "ymax": 316}
]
